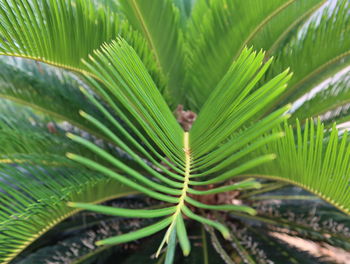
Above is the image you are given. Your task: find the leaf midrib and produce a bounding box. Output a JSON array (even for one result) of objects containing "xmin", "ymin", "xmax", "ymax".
[
  {"xmin": 267, "ymin": 0, "xmax": 327, "ymax": 56},
  {"xmin": 281, "ymin": 49, "xmax": 350, "ymax": 104},
  {"xmin": 168, "ymin": 132, "xmax": 190, "ymax": 233},
  {"xmin": 156, "ymin": 131, "xmax": 191, "ymax": 256},
  {"xmin": 233, "ymin": 0, "xmax": 296, "ymax": 61},
  {"xmin": 129, "ymin": 0, "xmax": 163, "ymax": 72}
]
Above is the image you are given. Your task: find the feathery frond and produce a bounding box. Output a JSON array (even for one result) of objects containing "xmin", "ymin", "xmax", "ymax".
[
  {"xmin": 0, "ymin": 0, "xmax": 349, "ymax": 262},
  {"xmin": 16, "ymin": 200, "xmax": 156, "ymax": 264},
  {"xmin": 0, "ymin": 58, "xmax": 109, "ymax": 139},
  {"xmin": 249, "ymin": 119, "xmax": 350, "ymax": 214},
  {"xmin": 251, "ymin": 0, "xmax": 326, "ymax": 53},
  {"xmin": 118, "ymin": 0, "xmax": 187, "ymax": 103},
  {"xmin": 0, "ymin": 163, "xmax": 135, "ymax": 264},
  {"xmin": 0, "ymin": 0, "xmax": 163, "ymax": 91},
  {"xmin": 185, "ymin": 0, "xmax": 322, "ymax": 109},
  {"xmin": 64, "ymin": 39, "xmax": 291, "ymax": 257},
  {"xmin": 268, "ymin": 0, "xmax": 350, "ymax": 108},
  {"xmin": 291, "ymin": 72, "xmax": 350, "ymax": 125}
]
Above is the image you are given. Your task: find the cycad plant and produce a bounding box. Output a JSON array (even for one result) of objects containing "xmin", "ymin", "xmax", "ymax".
[{"xmin": 0, "ymin": 0, "xmax": 349, "ymax": 263}]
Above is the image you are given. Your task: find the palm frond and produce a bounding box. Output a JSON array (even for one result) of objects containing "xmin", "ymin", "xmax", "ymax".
[
  {"xmin": 268, "ymin": 0, "xmax": 350, "ymax": 107},
  {"xmin": 184, "ymin": 0, "xmax": 323, "ymax": 109},
  {"xmin": 248, "ymin": 119, "xmax": 350, "ymax": 214},
  {"xmin": 0, "ymin": 100, "xmax": 70, "ymax": 162},
  {"xmin": 0, "ymin": 0, "xmax": 117, "ymax": 72},
  {"xmin": 0, "ymin": 0, "xmax": 163, "ymax": 91},
  {"xmin": 17, "ymin": 201, "xmax": 155, "ymax": 264},
  {"xmin": 291, "ymin": 72, "xmax": 350, "ymax": 125},
  {"xmin": 251, "ymin": 0, "xmax": 326, "ymax": 53},
  {"xmin": 59, "ymin": 39, "xmax": 293, "ymax": 257},
  {"xmin": 0, "ymin": 100, "xmax": 126, "ymax": 167},
  {"xmin": 118, "ymin": 0, "xmax": 187, "ymax": 104},
  {"xmin": 0, "ymin": 163, "xmax": 135, "ymax": 264},
  {"xmin": 0, "ymin": 58, "xmax": 112, "ymax": 140},
  {"xmin": 0, "ymin": 100, "xmax": 141, "ymax": 263}
]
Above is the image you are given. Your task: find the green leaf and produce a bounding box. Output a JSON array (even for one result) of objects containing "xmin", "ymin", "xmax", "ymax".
[
  {"xmin": 65, "ymin": 42, "xmax": 292, "ymax": 256},
  {"xmin": 0, "ymin": 100, "xmax": 77, "ymax": 163},
  {"xmin": 119, "ymin": 0, "xmax": 186, "ymax": 104},
  {"xmin": 291, "ymin": 72, "xmax": 350, "ymax": 124},
  {"xmin": 269, "ymin": 0, "xmax": 350, "ymax": 107},
  {"xmin": 190, "ymin": 48, "xmax": 291, "ymax": 159},
  {"xmin": 0, "ymin": 0, "xmax": 120, "ymax": 73},
  {"xmin": 176, "ymin": 215, "xmax": 190, "ymax": 256},
  {"xmin": 185, "ymin": 0, "xmax": 303, "ymax": 109},
  {"xmin": 68, "ymin": 202, "xmax": 176, "ymax": 218},
  {"xmin": 164, "ymin": 227, "xmax": 177, "ymax": 264},
  {"xmin": 83, "ymin": 39, "xmax": 184, "ymax": 163},
  {"xmin": 1, "ymin": 1, "xmax": 349, "ymax": 263},
  {"xmin": 251, "ymin": 0, "xmax": 325, "ymax": 53},
  {"xmin": 0, "ymin": 0, "xmax": 162, "ymax": 90},
  {"xmin": 0, "ymin": 164, "xmax": 135, "ymax": 264},
  {"xmin": 96, "ymin": 217, "xmax": 173, "ymax": 246},
  {"xmin": 0, "ymin": 58, "xmax": 109, "ymax": 140},
  {"xmin": 249, "ymin": 119, "xmax": 350, "ymax": 214}
]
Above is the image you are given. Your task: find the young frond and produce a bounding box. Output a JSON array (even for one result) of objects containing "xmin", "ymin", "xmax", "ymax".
[
  {"xmin": 62, "ymin": 39, "xmax": 292, "ymax": 257},
  {"xmin": 0, "ymin": 0, "xmax": 349, "ymax": 262}
]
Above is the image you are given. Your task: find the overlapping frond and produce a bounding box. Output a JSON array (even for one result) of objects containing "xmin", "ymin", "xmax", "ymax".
[
  {"xmin": 0, "ymin": 0, "xmax": 118, "ymax": 71},
  {"xmin": 251, "ymin": 0, "xmax": 325, "ymax": 53},
  {"xmin": 0, "ymin": 58, "xmax": 110, "ymax": 139},
  {"xmin": 249, "ymin": 119, "xmax": 350, "ymax": 214},
  {"xmin": 0, "ymin": 100, "xmax": 140, "ymax": 263},
  {"xmin": 17, "ymin": 200, "xmax": 156, "ymax": 264},
  {"xmin": 291, "ymin": 73, "xmax": 350, "ymax": 125},
  {"xmin": 268, "ymin": 0, "xmax": 350, "ymax": 107},
  {"xmin": 0, "ymin": 0, "xmax": 349, "ymax": 262},
  {"xmin": 118, "ymin": 0, "xmax": 187, "ymax": 103},
  {"xmin": 0, "ymin": 164, "xmax": 135, "ymax": 264},
  {"xmin": 0, "ymin": 100, "xmax": 128, "ymax": 166},
  {"xmin": 0, "ymin": 100, "xmax": 69, "ymax": 162},
  {"xmin": 0, "ymin": 0, "xmax": 163, "ymax": 92},
  {"xmin": 184, "ymin": 0, "xmax": 323, "ymax": 109},
  {"xmin": 62, "ymin": 39, "xmax": 292, "ymax": 257}
]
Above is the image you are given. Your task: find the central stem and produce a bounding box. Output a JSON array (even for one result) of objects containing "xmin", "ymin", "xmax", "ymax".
[
  {"xmin": 174, "ymin": 132, "xmax": 191, "ymax": 215},
  {"xmin": 156, "ymin": 132, "xmax": 192, "ymax": 256}
]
